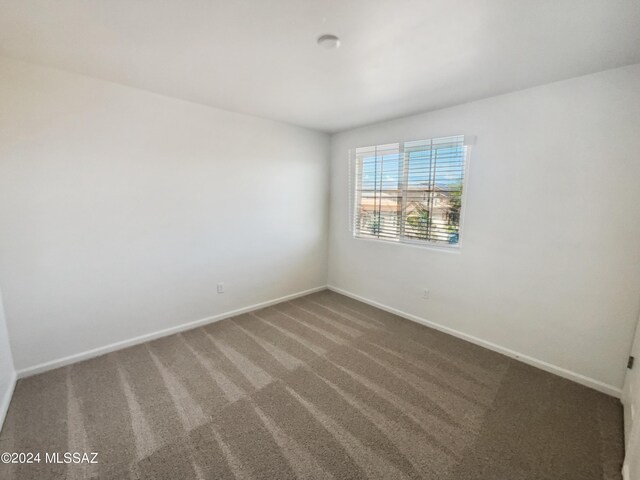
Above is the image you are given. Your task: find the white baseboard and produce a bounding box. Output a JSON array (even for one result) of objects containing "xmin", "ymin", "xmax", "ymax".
[
  {"xmin": 0, "ymin": 370, "xmax": 17, "ymax": 430},
  {"xmin": 327, "ymin": 285, "xmax": 621, "ymax": 398},
  {"xmin": 17, "ymin": 285, "xmax": 328, "ymax": 379},
  {"xmin": 15, "ymin": 283, "xmax": 621, "ymax": 398}
]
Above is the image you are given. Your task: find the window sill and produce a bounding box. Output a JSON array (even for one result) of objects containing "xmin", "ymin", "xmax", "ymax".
[{"xmin": 352, "ymin": 234, "xmax": 462, "ymax": 254}]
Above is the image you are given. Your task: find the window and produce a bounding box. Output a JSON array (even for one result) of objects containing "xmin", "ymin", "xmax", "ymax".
[{"xmin": 352, "ymin": 135, "xmax": 469, "ymax": 247}]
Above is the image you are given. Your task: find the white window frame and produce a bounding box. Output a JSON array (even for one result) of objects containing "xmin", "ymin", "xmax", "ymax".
[{"xmin": 349, "ymin": 135, "xmax": 473, "ymax": 251}]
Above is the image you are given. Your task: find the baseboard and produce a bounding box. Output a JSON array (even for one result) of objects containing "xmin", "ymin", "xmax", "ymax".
[
  {"xmin": 327, "ymin": 285, "xmax": 622, "ymax": 398},
  {"xmin": 0, "ymin": 370, "xmax": 17, "ymax": 431},
  {"xmin": 16, "ymin": 283, "xmax": 621, "ymax": 397},
  {"xmin": 17, "ymin": 285, "xmax": 328, "ymax": 379}
]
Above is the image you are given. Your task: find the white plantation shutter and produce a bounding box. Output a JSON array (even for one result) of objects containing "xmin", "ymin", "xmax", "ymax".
[
  {"xmin": 352, "ymin": 135, "xmax": 468, "ymax": 246},
  {"xmin": 353, "ymin": 143, "xmax": 402, "ymax": 239}
]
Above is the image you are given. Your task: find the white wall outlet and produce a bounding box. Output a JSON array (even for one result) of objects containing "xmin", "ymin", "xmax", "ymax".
[
  {"xmin": 217, "ymin": 283, "xmax": 225, "ymax": 294},
  {"xmin": 422, "ymin": 289, "xmax": 430, "ymax": 300}
]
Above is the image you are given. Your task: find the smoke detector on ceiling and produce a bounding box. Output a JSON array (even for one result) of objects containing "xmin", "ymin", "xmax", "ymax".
[{"xmin": 317, "ymin": 34, "xmax": 340, "ymax": 49}]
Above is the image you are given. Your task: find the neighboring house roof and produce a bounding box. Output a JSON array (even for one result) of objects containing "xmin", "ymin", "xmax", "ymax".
[{"xmin": 359, "ymin": 188, "xmax": 453, "ymax": 214}]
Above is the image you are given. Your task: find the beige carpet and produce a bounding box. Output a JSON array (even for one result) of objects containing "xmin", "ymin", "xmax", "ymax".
[{"xmin": 0, "ymin": 290, "xmax": 624, "ymax": 479}]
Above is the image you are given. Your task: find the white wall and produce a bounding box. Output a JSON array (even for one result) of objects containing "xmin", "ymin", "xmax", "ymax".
[
  {"xmin": 0, "ymin": 57, "xmax": 330, "ymax": 372},
  {"xmin": 329, "ymin": 64, "xmax": 640, "ymax": 393},
  {"xmin": 0, "ymin": 286, "xmax": 16, "ymax": 428}
]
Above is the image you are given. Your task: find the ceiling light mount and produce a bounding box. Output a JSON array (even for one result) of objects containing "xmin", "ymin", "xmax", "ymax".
[{"xmin": 317, "ymin": 34, "xmax": 340, "ymax": 50}]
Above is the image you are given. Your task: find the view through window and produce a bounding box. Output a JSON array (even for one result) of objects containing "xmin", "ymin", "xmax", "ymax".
[{"xmin": 353, "ymin": 135, "xmax": 468, "ymax": 246}]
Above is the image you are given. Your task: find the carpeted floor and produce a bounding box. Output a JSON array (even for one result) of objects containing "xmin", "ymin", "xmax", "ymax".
[{"xmin": 0, "ymin": 290, "xmax": 624, "ymax": 479}]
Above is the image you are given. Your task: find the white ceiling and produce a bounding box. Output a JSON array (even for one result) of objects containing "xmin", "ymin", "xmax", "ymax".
[{"xmin": 0, "ymin": 0, "xmax": 639, "ymax": 133}]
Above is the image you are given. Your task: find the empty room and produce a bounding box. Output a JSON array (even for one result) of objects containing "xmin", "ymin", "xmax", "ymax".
[{"xmin": 1, "ymin": 1, "xmax": 640, "ymax": 479}]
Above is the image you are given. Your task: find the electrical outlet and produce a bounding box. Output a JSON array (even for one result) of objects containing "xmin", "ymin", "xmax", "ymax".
[
  {"xmin": 217, "ymin": 283, "xmax": 224, "ymax": 294},
  {"xmin": 422, "ymin": 289, "xmax": 430, "ymax": 300}
]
